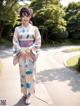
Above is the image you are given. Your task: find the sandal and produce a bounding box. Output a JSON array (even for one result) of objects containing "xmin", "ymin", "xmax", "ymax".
[{"xmin": 25, "ymin": 98, "xmax": 31, "ymax": 105}]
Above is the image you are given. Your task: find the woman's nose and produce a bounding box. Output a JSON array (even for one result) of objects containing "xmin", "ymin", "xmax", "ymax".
[{"xmin": 24, "ymin": 16, "xmax": 27, "ymax": 19}]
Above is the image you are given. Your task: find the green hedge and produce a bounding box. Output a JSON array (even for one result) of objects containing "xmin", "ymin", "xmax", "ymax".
[{"xmin": 77, "ymin": 57, "xmax": 80, "ymax": 72}]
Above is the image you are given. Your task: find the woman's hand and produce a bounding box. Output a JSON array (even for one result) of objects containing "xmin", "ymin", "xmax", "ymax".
[
  {"xmin": 25, "ymin": 48, "xmax": 31, "ymax": 57},
  {"xmin": 21, "ymin": 50, "xmax": 31, "ymax": 58},
  {"xmin": 21, "ymin": 50, "xmax": 26, "ymax": 58}
]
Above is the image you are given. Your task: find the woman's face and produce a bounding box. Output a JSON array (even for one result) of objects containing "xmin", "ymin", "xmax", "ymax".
[{"xmin": 21, "ymin": 13, "xmax": 30, "ymax": 25}]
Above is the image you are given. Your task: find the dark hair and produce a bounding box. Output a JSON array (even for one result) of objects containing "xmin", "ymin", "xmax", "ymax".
[{"xmin": 20, "ymin": 7, "xmax": 31, "ymax": 18}]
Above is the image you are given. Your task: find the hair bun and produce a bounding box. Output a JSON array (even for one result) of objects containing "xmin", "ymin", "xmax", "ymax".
[{"xmin": 29, "ymin": 8, "xmax": 33, "ymax": 16}]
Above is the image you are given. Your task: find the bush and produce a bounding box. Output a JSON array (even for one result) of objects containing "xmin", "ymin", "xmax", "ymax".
[
  {"xmin": 51, "ymin": 25, "xmax": 69, "ymax": 39},
  {"xmin": 0, "ymin": 38, "xmax": 12, "ymax": 47},
  {"xmin": 77, "ymin": 57, "xmax": 80, "ymax": 72},
  {"xmin": 2, "ymin": 25, "xmax": 11, "ymax": 38}
]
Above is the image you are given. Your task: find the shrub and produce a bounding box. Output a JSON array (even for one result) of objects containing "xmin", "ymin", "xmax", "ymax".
[{"xmin": 77, "ymin": 57, "xmax": 80, "ymax": 72}]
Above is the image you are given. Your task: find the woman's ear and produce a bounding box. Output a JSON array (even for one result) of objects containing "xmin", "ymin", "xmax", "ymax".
[{"xmin": 29, "ymin": 16, "xmax": 31, "ymax": 19}]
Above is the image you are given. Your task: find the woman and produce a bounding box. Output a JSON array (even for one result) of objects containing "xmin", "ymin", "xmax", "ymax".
[{"xmin": 13, "ymin": 7, "xmax": 41, "ymax": 105}]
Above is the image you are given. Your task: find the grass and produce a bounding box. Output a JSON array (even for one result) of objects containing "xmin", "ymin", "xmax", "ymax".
[
  {"xmin": 66, "ymin": 55, "xmax": 80, "ymax": 69},
  {"xmin": 63, "ymin": 48, "xmax": 80, "ymax": 52}
]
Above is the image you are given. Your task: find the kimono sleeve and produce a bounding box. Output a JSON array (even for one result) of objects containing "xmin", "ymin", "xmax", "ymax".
[
  {"xmin": 29, "ymin": 27, "xmax": 41, "ymax": 61},
  {"xmin": 13, "ymin": 27, "xmax": 21, "ymax": 55}
]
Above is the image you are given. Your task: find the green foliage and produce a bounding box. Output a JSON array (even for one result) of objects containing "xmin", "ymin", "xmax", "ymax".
[
  {"xmin": 30, "ymin": 1, "xmax": 68, "ymax": 40},
  {"xmin": 0, "ymin": 0, "xmax": 20, "ymax": 25},
  {"xmin": 0, "ymin": 38, "xmax": 12, "ymax": 46},
  {"xmin": 0, "ymin": 0, "xmax": 20, "ymax": 39},
  {"xmin": 31, "ymin": 0, "xmax": 61, "ymax": 11},
  {"xmin": 51, "ymin": 25, "xmax": 68, "ymax": 39},
  {"xmin": 2, "ymin": 25, "xmax": 13, "ymax": 38},
  {"xmin": 65, "ymin": 2, "xmax": 80, "ymax": 39},
  {"xmin": 77, "ymin": 57, "xmax": 80, "ymax": 72}
]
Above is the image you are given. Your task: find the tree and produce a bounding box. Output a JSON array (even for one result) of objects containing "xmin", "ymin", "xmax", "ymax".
[
  {"xmin": 65, "ymin": 2, "xmax": 80, "ymax": 39},
  {"xmin": 30, "ymin": 0, "xmax": 68, "ymax": 40},
  {"xmin": 30, "ymin": 0, "xmax": 60, "ymax": 11},
  {"xmin": 0, "ymin": 0, "xmax": 21, "ymax": 39}
]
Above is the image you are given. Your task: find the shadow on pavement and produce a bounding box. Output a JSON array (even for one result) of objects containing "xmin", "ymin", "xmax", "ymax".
[
  {"xmin": 37, "ymin": 67, "xmax": 80, "ymax": 92},
  {"xmin": 13, "ymin": 96, "xmax": 26, "ymax": 106}
]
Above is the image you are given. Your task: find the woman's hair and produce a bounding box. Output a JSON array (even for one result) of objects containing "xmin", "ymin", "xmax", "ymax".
[{"xmin": 20, "ymin": 7, "xmax": 32, "ymax": 18}]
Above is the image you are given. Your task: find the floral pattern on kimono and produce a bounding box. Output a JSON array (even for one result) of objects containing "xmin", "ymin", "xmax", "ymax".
[{"xmin": 13, "ymin": 24, "xmax": 41, "ymax": 97}]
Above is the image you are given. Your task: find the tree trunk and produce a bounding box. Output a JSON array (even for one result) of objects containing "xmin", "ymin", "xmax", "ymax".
[
  {"xmin": 0, "ymin": 20, "xmax": 4, "ymax": 39},
  {"xmin": 45, "ymin": 29, "xmax": 48, "ymax": 41}
]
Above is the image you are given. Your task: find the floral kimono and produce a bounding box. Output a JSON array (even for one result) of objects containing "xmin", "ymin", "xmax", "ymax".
[{"xmin": 13, "ymin": 24, "xmax": 41, "ymax": 97}]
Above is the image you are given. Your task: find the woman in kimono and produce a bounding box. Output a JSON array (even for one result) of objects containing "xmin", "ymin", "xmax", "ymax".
[{"xmin": 13, "ymin": 7, "xmax": 41, "ymax": 105}]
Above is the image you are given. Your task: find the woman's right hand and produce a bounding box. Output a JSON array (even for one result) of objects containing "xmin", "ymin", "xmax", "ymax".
[
  {"xmin": 21, "ymin": 50, "xmax": 26, "ymax": 58},
  {"xmin": 21, "ymin": 50, "xmax": 31, "ymax": 58}
]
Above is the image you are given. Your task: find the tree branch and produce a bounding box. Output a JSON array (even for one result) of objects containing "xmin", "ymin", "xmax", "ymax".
[{"xmin": 7, "ymin": 0, "xmax": 18, "ymax": 12}]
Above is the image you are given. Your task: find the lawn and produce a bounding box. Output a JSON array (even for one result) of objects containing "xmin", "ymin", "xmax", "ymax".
[
  {"xmin": 66, "ymin": 55, "xmax": 80, "ymax": 69},
  {"xmin": 63, "ymin": 48, "xmax": 80, "ymax": 52}
]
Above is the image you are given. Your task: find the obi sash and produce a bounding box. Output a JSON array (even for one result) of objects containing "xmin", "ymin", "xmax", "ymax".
[{"xmin": 19, "ymin": 40, "xmax": 34, "ymax": 47}]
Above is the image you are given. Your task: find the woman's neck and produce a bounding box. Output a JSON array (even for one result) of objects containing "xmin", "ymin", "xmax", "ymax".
[{"xmin": 22, "ymin": 23, "xmax": 30, "ymax": 27}]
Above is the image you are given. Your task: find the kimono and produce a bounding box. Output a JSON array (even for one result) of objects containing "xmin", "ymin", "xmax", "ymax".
[{"xmin": 13, "ymin": 23, "xmax": 41, "ymax": 97}]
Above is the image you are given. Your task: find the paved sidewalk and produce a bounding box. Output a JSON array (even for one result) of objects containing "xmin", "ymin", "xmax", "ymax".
[
  {"xmin": 0, "ymin": 46, "xmax": 80, "ymax": 106},
  {"xmin": 0, "ymin": 56, "xmax": 53, "ymax": 106}
]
